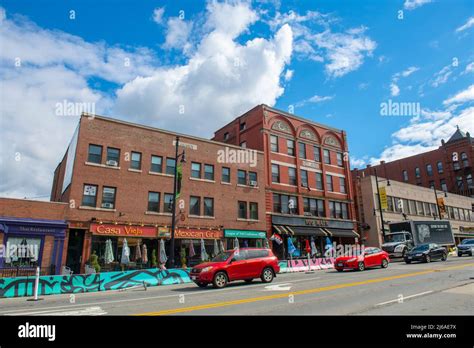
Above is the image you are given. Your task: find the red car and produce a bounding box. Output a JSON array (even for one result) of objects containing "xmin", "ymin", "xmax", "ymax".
[
  {"xmin": 334, "ymin": 247, "xmax": 390, "ymax": 272},
  {"xmin": 189, "ymin": 248, "xmax": 280, "ymax": 288}
]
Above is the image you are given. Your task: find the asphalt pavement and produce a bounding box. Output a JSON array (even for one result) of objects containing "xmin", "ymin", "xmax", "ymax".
[{"xmin": 0, "ymin": 256, "xmax": 472, "ymax": 316}]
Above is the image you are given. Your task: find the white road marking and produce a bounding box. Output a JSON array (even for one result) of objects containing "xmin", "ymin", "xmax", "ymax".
[
  {"xmin": 264, "ymin": 283, "xmax": 292, "ymax": 291},
  {"xmin": 375, "ymin": 291, "xmax": 433, "ymax": 306},
  {"xmin": 0, "ymin": 276, "xmax": 321, "ymax": 315},
  {"xmin": 7, "ymin": 306, "xmax": 107, "ymax": 316}
]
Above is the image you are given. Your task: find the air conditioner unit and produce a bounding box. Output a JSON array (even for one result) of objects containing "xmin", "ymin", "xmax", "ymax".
[
  {"xmin": 249, "ymin": 180, "xmax": 257, "ymax": 187},
  {"xmin": 102, "ymin": 203, "xmax": 114, "ymax": 209},
  {"xmin": 106, "ymin": 160, "xmax": 118, "ymax": 167}
]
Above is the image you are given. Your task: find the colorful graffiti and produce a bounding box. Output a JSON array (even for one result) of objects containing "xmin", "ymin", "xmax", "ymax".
[
  {"xmin": 279, "ymin": 257, "xmax": 335, "ymax": 273},
  {"xmin": 0, "ymin": 268, "xmax": 191, "ymax": 298}
]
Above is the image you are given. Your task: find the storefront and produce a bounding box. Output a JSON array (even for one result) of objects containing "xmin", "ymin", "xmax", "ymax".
[
  {"xmin": 174, "ymin": 228, "xmax": 223, "ymax": 267},
  {"xmin": 0, "ymin": 217, "xmax": 67, "ymax": 275},
  {"xmin": 224, "ymin": 229, "xmax": 267, "ymax": 249},
  {"xmin": 271, "ymin": 215, "xmax": 359, "ymax": 260},
  {"xmin": 89, "ymin": 223, "xmax": 159, "ymax": 271}
]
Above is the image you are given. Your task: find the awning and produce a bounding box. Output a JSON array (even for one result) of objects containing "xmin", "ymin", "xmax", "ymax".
[
  {"xmin": 289, "ymin": 227, "xmax": 327, "ymax": 237},
  {"xmin": 273, "ymin": 225, "xmax": 294, "ymax": 235},
  {"xmin": 325, "ymin": 228, "xmax": 359, "ymax": 238}
]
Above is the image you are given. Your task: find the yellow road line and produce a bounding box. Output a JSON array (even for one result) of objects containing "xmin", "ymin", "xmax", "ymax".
[{"xmin": 137, "ymin": 262, "xmax": 474, "ymax": 316}]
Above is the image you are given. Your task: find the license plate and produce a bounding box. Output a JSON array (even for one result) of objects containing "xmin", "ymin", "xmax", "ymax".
[
  {"xmin": 337, "ymin": 263, "xmax": 343, "ymax": 267},
  {"xmin": 191, "ymin": 276, "xmax": 196, "ymax": 280},
  {"xmin": 407, "ymin": 257, "xmax": 412, "ymax": 260}
]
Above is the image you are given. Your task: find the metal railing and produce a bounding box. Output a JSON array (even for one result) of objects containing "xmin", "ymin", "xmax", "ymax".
[{"xmin": 0, "ymin": 265, "xmax": 56, "ymax": 278}]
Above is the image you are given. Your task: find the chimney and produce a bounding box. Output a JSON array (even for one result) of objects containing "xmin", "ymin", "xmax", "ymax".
[
  {"xmin": 380, "ymin": 160, "xmax": 385, "ymax": 165},
  {"xmin": 366, "ymin": 164, "xmax": 372, "ymax": 168},
  {"xmin": 441, "ymin": 139, "xmax": 445, "ymax": 145}
]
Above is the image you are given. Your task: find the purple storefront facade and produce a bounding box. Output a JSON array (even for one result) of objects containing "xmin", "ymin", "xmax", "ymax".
[{"xmin": 0, "ymin": 217, "xmax": 67, "ymax": 275}]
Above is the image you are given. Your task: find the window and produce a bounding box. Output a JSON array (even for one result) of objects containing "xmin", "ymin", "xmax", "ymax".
[
  {"xmin": 288, "ymin": 167, "xmax": 297, "ymax": 185},
  {"xmin": 341, "ymin": 203, "xmax": 348, "ymax": 219},
  {"xmin": 240, "ymin": 141, "xmax": 247, "ymax": 148},
  {"xmin": 459, "ymin": 208, "xmax": 465, "ymax": 221},
  {"xmin": 249, "ymin": 202, "xmax": 258, "ymax": 220},
  {"xmin": 248, "ymin": 171, "xmax": 257, "ymax": 185},
  {"xmin": 423, "ymin": 202, "xmax": 431, "ymax": 216},
  {"xmin": 453, "ymin": 207, "xmax": 459, "ymax": 220},
  {"xmin": 240, "ymin": 122, "xmax": 246, "ymax": 131},
  {"xmin": 426, "ymin": 164, "xmax": 433, "ymax": 176},
  {"xmin": 437, "ymin": 161, "xmax": 443, "ymax": 174},
  {"xmin": 416, "ymin": 201, "xmax": 424, "ymax": 215},
  {"xmin": 303, "ymin": 198, "xmax": 325, "ymax": 217},
  {"xmin": 164, "ymin": 193, "xmax": 174, "ymax": 213},
  {"xmin": 166, "ymin": 158, "xmax": 176, "ymax": 175},
  {"xmin": 222, "ymin": 167, "xmax": 230, "ymax": 183},
  {"xmin": 329, "ymin": 201, "xmax": 346, "ymax": 219},
  {"xmin": 402, "ymin": 170, "xmax": 408, "ymax": 182},
  {"xmin": 273, "ymin": 194, "xmax": 297, "ymax": 214},
  {"xmin": 150, "ymin": 155, "xmax": 162, "ymax": 173},
  {"xmin": 301, "ymin": 170, "xmax": 308, "ymax": 187},
  {"xmin": 238, "ymin": 201, "xmax": 247, "ymax": 219},
  {"xmin": 101, "ymin": 187, "xmax": 116, "ymax": 209},
  {"xmin": 429, "ymin": 181, "xmax": 435, "ymax": 189},
  {"xmin": 106, "ymin": 147, "xmax": 120, "ymax": 166},
  {"xmin": 467, "ymin": 174, "xmax": 473, "ymax": 188},
  {"xmin": 238, "ymin": 170, "xmax": 247, "ymax": 185},
  {"xmin": 189, "ymin": 196, "xmax": 200, "ymax": 215},
  {"xmin": 204, "ymin": 198, "xmax": 214, "ymax": 217},
  {"xmin": 313, "ymin": 146, "xmax": 321, "ymax": 162},
  {"xmin": 387, "ymin": 196, "xmax": 394, "ymax": 212},
  {"xmin": 430, "ymin": 203, "xmax": 437, "ymax": 217},
  {"xmin": 339, "ymin": 177, "xmax": 346, "ymax": 194},
  {"xmin": 88, "ymin": 144, "xmax": 102, "ymax": 164},
  {"xmin": 270, "ymin": 135, "xmax": 278, "ymax": 152},
  {"xmin": 409, "ymin": 200, "xmax": 416, "ymax": 214},
  {"xmin": 204, "ymin": 164, "xmax": 214, "ymax": 180},
  {"xmin": 82, "ymin": 184, "xmax": 97, "ymax": 207},
  {"xmin": 191, "ymin": 162, "xmax": 201, "ymax": 178},
  {"xmin": 148, "ymin": 192, "xmax": 160, "ymax": 212},
  {"xmin": 130, "ymin": 152, "xmax": 141, "ymax": 170},
  {"xmin": 402, "ymin": 199, "xmax": 409, "ymax": 214},
  {"xmin": 440, "ymin": 179, "xmax": 448, "ymax": 192},
  {"xmin": 336, "ymin": 152, "xmax": 343, "ymax": 167},
  {"xmin": 456, "ymin": 176, "xmax": 463, "ymax": 190},
  {"xmin": 288, "ymin": 195, "xmax": 298, "ymax": 214},
  {"xmin": 461, "ymin": 152, "xmax": 469, "ymax": 167},
  {"xmin": 323, "ymin": 149, "xmax": 330, "ymax": 164},
  {"xmin": 271, "ymin": 164, "xmax": 280, "ymax": 183},
  {"xmin": 415, "ymin": 167, "xmax": 420, "ymax": 178},
  {"xmin": 287, "ymin": 140, "xmax": 295, "ymax": 156},
  {"xmin": 453, "ymin": 160, "xmax": 460, "ymax": 170},
  {"xmin": 326, "ymin": 174, "xmax": 333, "ymax": 191},
  {"xmin": 273, "ymin": 194, "xmax": 281, "ymax": 214},
  {"xmin": 316, "ymin": 172, "xmax": 323, "ymax": 190},
  {"xmin": 298, "ymin": 143, "xmax": 306, "ymax": 159},
  {"xmin": 224, "ymin": 132, "xmax": 229, "ymax": 141}
]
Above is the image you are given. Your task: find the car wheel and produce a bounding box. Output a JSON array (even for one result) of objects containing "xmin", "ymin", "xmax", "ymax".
[
  {"xmin": 457, "ymin": 252, "xmax": 462, "ymax": 257},
  {"xmin": 213, "ymin": 272, "xmax": 228, "ymax": 289},
  {"xmin": 469, "ymin": 251, "xmax": 473, "ymax": 257},
  {"xmin": 424, "ymin": 255, "xmax": 431, "ymax": 263},
  {"xmin": 358, "ymin": 262, "xmax": 365, "ymax": 271},
  {"xmin": 441, "ymin": 253, "xmax": 447, "ymax": 261},
  {"xmin": 245, "ymin": 279, "xmax": 253, "ymax": 283},
  {"xmin": 405, "ymin": 259, "xmax": 411, "ymax": 264},
  {"xmin": 336, "ymin": 268, "xmax": 343, "ymax": 272},
  {"xmin": 197, "ymin": 282, "xmax": 208, "ymax": 288},
  {"xmin": 381, "ymin": 258, "xmax": 389, "ymax": 268},
  {"xmin": 261, "ymin": 267, "xmax": 274, "ymax": 283}
]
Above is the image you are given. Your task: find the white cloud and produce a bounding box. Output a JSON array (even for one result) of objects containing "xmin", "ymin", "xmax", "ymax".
[
  {"xmin": 390, "ymin": 66, "xmax": 418, "ymax": 96},
  {"xmin": 455, "ymin": 16, "xmax": 474, "ymax": 32},
  {"xmin": 431, "ymin": 64, "xmax": 452, "ymax": 87},
  {"xmin": 390, "ymin": 83, "xmax": 400, "ymax": 97},
  {"xmin": 308, "ymin": 95, "xmax": 334, "ymax": 103},
  {"xmin": 443, "ymin": 84, "xmax": 474, "ymax": 105},
  {"xmin": 404, "ymin": 0, "xmax": 432, "ymax": 11},
  {"xmin": 463, "ymin": 62, "xmax": 474, "ymax": 74},
  {"xmin": 163, "ymin": 18, "xmax": 193, "ymax": 52},
  {"xmin": 152, "ymin": 7, "xmax": 165, "ymax": 25},
  {"xmin": 284, "ymin": 69, "xmax": 293, "ymax": 81}
]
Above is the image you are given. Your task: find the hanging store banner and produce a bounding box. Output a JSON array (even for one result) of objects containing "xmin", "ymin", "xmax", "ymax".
[{"xmin": 379, "ymin": 186, "xmax": 388, "ymax": 210}]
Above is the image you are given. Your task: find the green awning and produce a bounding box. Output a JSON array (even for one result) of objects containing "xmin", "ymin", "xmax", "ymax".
[{"xmin": 224, "ymin": 229, "xmax": 266, "ymax": 239}]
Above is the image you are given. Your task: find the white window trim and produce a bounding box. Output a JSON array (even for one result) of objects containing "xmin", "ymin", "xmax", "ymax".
[{"xmin": 85, "ymin": 161, "xmax": 120, "ymax": 170}]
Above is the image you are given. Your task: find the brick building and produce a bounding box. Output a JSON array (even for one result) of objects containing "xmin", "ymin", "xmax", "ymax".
[
  {"xmin": 352, "ymin": 127, "xmax": 474, "ymax": 198},
  {"xmin": 213, "ymin": 104, "xmax": 358, "ymax": 259},
  {"xmin": 0, "ymin": 198, "xmax": 68, "ymax": 275},
  {"xmin": 50, "ymin": 114, "xmax": 266, "ymax": 273}
]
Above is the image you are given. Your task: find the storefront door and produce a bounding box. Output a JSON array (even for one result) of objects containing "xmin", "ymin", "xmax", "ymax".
[{"xmin": 66, "ymin": 229, "xmax": 84, "ymax": 274}]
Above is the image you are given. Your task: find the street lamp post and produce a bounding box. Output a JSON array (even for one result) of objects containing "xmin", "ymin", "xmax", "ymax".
[
  {"xmin": 374, "ymin": 168, "xmax": 387, "ymax": 240},
  {"xmin": 169, "ymin": 136, "xmax": 185, "ymax": 269}
]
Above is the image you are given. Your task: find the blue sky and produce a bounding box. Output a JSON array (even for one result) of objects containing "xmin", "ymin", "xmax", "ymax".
[{"xmin": 0, "ymin": 0, "xmax": 473, "ymax": 198}]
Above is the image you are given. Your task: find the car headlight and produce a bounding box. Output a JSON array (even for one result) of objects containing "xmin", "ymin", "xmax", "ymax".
[
  {"xmin": 347, "ymin": 258, "xmax": 357, "ymax": 262},
  {"xmin": 201, "ymin": 266, "xmax": 213, "ymax": 273}
]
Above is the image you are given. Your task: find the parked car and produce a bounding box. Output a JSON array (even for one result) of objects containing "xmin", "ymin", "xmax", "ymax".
[
  {"xmin": 457, "ymin": 239, "xmax": 474, "ymax": 257},
  {"xmin": 334, "ymin": 247, "xmax": 390, "ymax": 272},
  {"xmin": 404, "ymin": 243, "xmax": 447, "ymax": 264},
  {"xmin": 189, "ymin": 248, "xmax": 280, "ymax": 289}
]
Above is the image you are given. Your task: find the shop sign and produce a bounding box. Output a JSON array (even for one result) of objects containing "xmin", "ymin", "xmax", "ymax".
[
  {"xmin": 301, "ymin": 160, "xmax": 319, "ymax": 170},
  {"xmin": 175, "ymin": 229, "xmax": 223, "ymax": 239},
  {"xmin": 90, "ymin": 223, "xmax": 157, "ymax": 238},
  {"xmin": 304, "ymin": 219, "xmax": 329, "ymax": 227},
  {"xmin": 224, "ymin": 230, "xmax": 266, "ymax": 239},
  {"xmin": 158, "ymin": 227, "xmax": 171, "ymax": 238},
  {"xmin": 460, "ymin": 226, "xmax": 474, "ymax": 233}
]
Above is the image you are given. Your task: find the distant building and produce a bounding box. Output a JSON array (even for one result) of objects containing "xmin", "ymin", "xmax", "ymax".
[
  {"xmin": 352, "ymin": 127, "xmax": 474, "ymax": 198},
  {"xmin": 352, "ymin": 174, "xmax": 474, "ymax": 247},
  {"xmin": 213, "ymin": 104, "xmax": 358, "ymax": 259}
]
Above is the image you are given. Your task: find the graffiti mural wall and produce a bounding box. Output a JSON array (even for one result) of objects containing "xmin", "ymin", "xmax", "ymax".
[
  {"xmin": 0, "ymin": 268, "xmax": 191, "ymax": 298},
  {"xmin": 279, "ymin": 257, "xmax": 335, "ymax": 273}
]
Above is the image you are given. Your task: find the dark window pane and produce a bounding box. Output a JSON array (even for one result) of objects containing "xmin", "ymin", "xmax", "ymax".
[
  {"xmin": 189, "ymin": 196, "xmax": 200, "ymax": 215},
  {"xmin": 191, "ymin": 162, "xmax": 201, "ymax": 178},
  {"xmin": 204, "ymin": 164, "xmax": 214, "ymax": 180},
  {"xmin": 148, "ymin": 192, "xmax": 160, "ymax": 212},
  {"xmin": 313, "ymin": 146, "xmax": 321, "ymax": 162},
  {"xmin": 82, "ymin": 184, "xmax": 97, "ymax": 207},
  {"xmin": 238, "ymin": 201, "xmax": 247, "ymax": 219},
  {"xmin": 238, "ymin": 170, "xmax": 246, "ymax": 185},
  {"xmin": 101, "ymin": 187, "xmax": 116, "ymax": 209},
  {"xmin": 151, "ymin": 156, "xmax": 162, "ymax": 173},
  {"xmin": 166, "ymin": 158, "xmax": 176, "ymax": 175},
  {"xmin": 222, "ymin": 167, "xmax": 230, "ymax": 183},
  {"xmin": 131, "ymin": 152, "xmax": 141, "ymax": 170},
  {"xmin": 249, "ymin": 202, "xmax": 258, "ymax": 220},
  {"xmin": 88, "ymin": 144, "xmax": 102, "ymax": 164},
  {"xmin": 204, "ymin": 198, "xmax": 214, "ymax": 217},
  {"xmin": 164, "ymin": 193, "xmax": 174, "ymax": 213},
  {"xmin": 106, "ymin": 148, "xmax": 120, "ymax": 166}
]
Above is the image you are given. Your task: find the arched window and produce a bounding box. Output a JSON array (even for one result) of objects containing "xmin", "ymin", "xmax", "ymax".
[{"xmin": 437, "ymin": 161, "xmax": 443, "ymax": 174}]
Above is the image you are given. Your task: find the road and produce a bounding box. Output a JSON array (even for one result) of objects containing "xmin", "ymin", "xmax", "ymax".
[{"xmin": 0, "ymin": 256, "xmax": 472, "ymax": 316}]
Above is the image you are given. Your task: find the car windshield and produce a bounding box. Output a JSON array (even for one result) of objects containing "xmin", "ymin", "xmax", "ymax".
[
  {"xmin": 462, "ymin": 239, "xmax": 474, "ymax": 245},
  {"xmin": 412, "ymin": 244, "xmax": 429, "ymax": 252},
  {"xmin": 385, "ymin": 233, "xmax": 406, "ymax": 243},
  {"xmin": 211, "ymin": 251, "xmax": 232, "ymax": 262}
]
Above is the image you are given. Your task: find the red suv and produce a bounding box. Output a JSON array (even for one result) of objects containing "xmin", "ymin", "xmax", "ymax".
[{"xmin": 189, "ymin": 248, "xmax": 280, "ymax": 288}]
